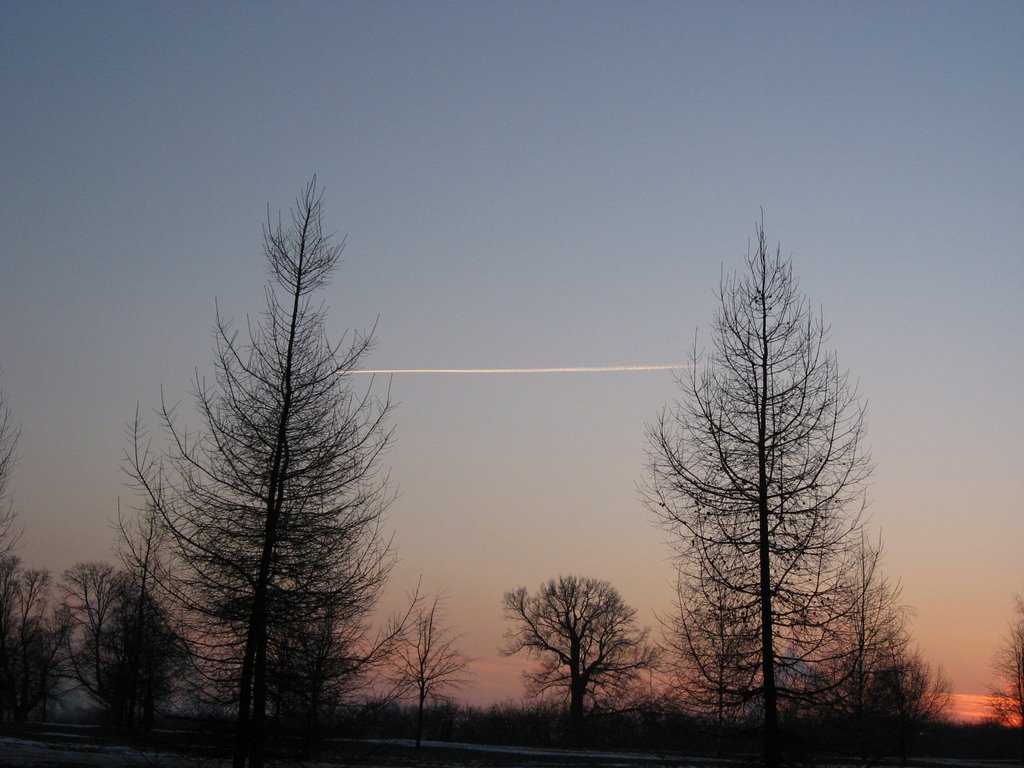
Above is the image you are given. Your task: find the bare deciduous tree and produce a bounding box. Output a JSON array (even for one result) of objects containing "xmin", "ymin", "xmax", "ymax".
[
  {"xmin": 872, "ymin": 646, "xmax": 951, "ymax": 764},
  {"xmin": 502, "ymin": 575, "xmax": 656, "ymax": 742},
  {"xmin": 61, "ymin": 561, "xmax": 123, "ymax": 714},
  {"xmin": 645, "ymin": 221, "xmax": 871, "ymax": 768},
  {"xmin": 126, "ymin": 179, "xmax": 395, "ymax": 768},
  {"xmin": 115, "ymin": 502, "xmax": 177, "ymax": 731},
  {"xmin": 818, "ymin": 535, "xmax": 909, "ymax": 759},
  {"xmin": 267, "ymin": 596, "xmax": 412, "ymax": 741},
  {"xmin": 389, "ymin": 593, "xmax": 472, "ymax": 748},
  {"xmin": 0, "ymin": 388, "xmax": 21, "ymax": 557},
  {"xmin": 803, "ymin": 537, "xmax": 950, "ymax": 762},
  {"xmin": 661, "ymin": 568, "xmax": 759, "ymax": 753},
  {"xmin": 62, "ymin": 558, "xmax": 183, "ymax": 729},
  {"xmin": 990, "ymin": 595, "xmax": 1024, "ymax": 763},
  {"xmin": 0, "ymin": 558, "xmax": 69, "ymax": 721}
]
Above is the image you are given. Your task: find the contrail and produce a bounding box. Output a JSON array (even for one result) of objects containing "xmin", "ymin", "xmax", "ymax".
[{"xmin": 350, "ymin": 364, "xmax": 688, "ymax": 375}]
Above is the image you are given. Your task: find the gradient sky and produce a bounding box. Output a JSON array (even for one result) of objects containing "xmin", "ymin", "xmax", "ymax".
[{"xmin": 2, "ymin": 2, "xmax": 1022, "ymax": 715}]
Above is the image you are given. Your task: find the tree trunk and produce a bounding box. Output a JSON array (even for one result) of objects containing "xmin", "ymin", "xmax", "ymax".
[
  {"xmin": 759, "ymin": 502, "xmax": 779, "ymax": 768},
  {"xmin": 250, "ymin": 622, "xmax": 268, "ymax": 768},
  {"xmin": 232, "ymin": 632, "xmax": 256, "ymax": 768},
  {"xmin": 567, "ymin": 638, "xmax": 585, "ymax": 745},
  {"xmin": 232, "ymin": 226, "xmax": 303, "ymax": 768},
  {"xmin": 16, "ymin": 647, "xmax": 29, "ymax": 722},
  {"xmin": 568, "ymin": 681, "xmax": 585, "ymax": 744},
  {"xmin": 758, "ymin": 279, "xmax": 780, "ymax": 768},
  {"xmin": 416, "ymin": 689, "xmax": 425, "ymax": 748},
  {"xmin": 142, "ymin": 687, "xmax": 154, "ymax": 732}
]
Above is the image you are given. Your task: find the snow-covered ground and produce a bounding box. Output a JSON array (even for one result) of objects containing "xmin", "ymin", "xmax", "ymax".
[
  {"xmin": 0, "ymin": 734, "xmax": 181, "ymax": 767},
  {"xmin": 355, "ymin": 738, "xmax": 739, "ymax": 764},
  {"xmin": 0, "ymin": 730, "xmax": 1015, "ymax": 768}
]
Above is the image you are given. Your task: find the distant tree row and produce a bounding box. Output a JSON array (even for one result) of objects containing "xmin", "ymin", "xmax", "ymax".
[
  {"xmin": 0, "ymin": 514, "xmax": 183, "ymax": 725},
  {"xmin": 498, "ymin": 566, "xmax": 953, "ymax": 762},
  {"xmin": 353, "ymin": 697, "xmax": 1021, "ymax": 759}
]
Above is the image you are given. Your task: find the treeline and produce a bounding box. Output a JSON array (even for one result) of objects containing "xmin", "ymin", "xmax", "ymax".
[
  {"xmin": 0, "ymin": 554, "xmax": 182, "ymax": 727},
  {"xmin": 355, "ymin": 699, "xmax": 1023, "ymax": 762},
  {"xmin": 0, "ymin": 544, "xmax": 999, "ymax": 760}
]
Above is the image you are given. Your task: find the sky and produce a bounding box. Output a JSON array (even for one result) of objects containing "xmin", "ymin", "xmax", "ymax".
[{"xmin": 1, "ymin": 1, "xmax": 1022, "ymax": 718}]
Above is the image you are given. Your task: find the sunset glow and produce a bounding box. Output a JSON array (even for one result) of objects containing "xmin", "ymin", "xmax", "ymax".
[
  {"xmin": 949, "ymin": 693, "xmax": 993, "ymax": 724},
  {"xmin": 1, "ymin": 2, "xmax": 1021, "ymax": 758}
]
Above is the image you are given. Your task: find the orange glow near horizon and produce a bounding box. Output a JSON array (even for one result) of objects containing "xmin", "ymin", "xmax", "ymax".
[
  {"xmin": 461, "ymin": 658, "xmax": 1000, "ymax": 727},
  {"xmin": 949, "ymin": 693, "xmax": 992, "ymax": 724}
]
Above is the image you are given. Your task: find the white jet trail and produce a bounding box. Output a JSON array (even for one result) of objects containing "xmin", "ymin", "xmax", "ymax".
[{"xmin": 350, "ymin": 364, "xmax": 687, "ymax": 375}]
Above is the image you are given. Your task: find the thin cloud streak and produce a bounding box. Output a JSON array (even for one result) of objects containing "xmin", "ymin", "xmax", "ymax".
[{"xmin": 350, "ymin": 364, "xmax": 690, "ymax": 375}]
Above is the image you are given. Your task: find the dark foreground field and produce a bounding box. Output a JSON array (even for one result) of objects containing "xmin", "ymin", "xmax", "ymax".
[
  {"xmin": 0, "ymin": 722, "xmax": 1017, "ymax": 768},
  {"xmin": 0, "ymin": 721, "xmax": 716, "ymax": 768}
]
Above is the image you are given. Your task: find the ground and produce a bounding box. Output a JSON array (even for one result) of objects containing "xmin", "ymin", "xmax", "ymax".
[{"xmin": 0, "ymin": 722, "xmax": 1014, "ymax": 768}]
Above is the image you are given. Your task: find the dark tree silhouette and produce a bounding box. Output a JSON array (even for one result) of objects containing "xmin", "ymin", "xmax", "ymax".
[
  {"xmin": 126, "ymin": 179, "xmax": 395, "ymax": 768},
  {"xmin": 646, "ymin": 221, "xmax": 871, "ymax": 768},
  {"xmin": 266, "ymin": 595, "xmax": 412, "ymax": 741},
  {"xmin": 115, "ymin": 503, "xmax": 178, "ymax": 731},
  {"xmin": 0, "ymin": 388, "xmax": 21, "ymax": 557},
  {"xmin": 871, "ymin": 646, "xmax": 951, "ymax": 764},
  {"xmin": 61, "ymin": 559, "xmax": 183, "ymax": 728},
  {"xmin": 389, "ymin": 594, "xmax": 472, "ymax": 748},
  {"xmin": 0, "ymin": 558, "xmax": 69, "ymax": 721},
  {"xmin": 990, "ymin": 595, "xmax": 1024, "ymax": 763},
  {"xmin": 815, "ymin": 536, "xmax": 918, "ymax": 760},
  {"xmin": 661, "ymin": 567, "xmax": 759, "ymax": 753},
  {"xmin": 502, "ymin": 575, "xmax": 656, "ymax": 742},
  {"xmin": 61, "ymin": 561, "xmax": 123, "ymax": 716}
]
